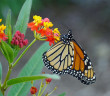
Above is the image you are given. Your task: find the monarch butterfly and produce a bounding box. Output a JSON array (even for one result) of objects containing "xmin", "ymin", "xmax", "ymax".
[{"xmin": 42, "ymin": 30, "xmax": 96, "ymax": 85}]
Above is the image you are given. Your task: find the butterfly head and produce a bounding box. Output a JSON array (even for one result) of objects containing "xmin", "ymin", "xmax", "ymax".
[{"xmin": 61, "ymin": 30, "xmax": 73, "ymax": 44}]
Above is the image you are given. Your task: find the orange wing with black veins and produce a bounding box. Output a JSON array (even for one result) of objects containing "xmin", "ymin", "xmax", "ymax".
[{"xmin": 71, "ymin": 41, "xmax": 85, "ymax": 72}]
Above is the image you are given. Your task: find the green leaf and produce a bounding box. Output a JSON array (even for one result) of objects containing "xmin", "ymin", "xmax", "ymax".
[
  {"xmin": 7, "ymin": 74, "xmax": 60, "ymax": 86},
  {"xmin": 0, "ymin": 41, "xmax": 14, "ymax": 63},
  {"xmin": 8, "ymin": 42, "xmax": 51, "ymax": 96},
  {"xmin": 0, "ymin": 62, "xmax": 2, "ymax": 87},
  {"xmin": 13, "ymin": 0, "xmax": 32, "ymax": 35},
  {"xmin": 13, "ymin": 49, "xmax": 20, "ymax": 58},
  {"xmin": 0, "ymin": 90, "xmax": 3, "ymax": 96},
  {"xmin": 58, "ymin": 92, "xmax": 66, "ymax": 96},
  {"xmin": 5, "ymin": 10, "xmax": 12, "ymax": 44}
]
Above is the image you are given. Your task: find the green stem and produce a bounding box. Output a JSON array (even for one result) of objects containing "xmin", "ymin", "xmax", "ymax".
[
  {"xmin": 39, "ymin": 39, "xmax": 46, "ymax": 41},
  {"xmin": 1, "ymin": 65, "xmax": 12, "ymax": 95},
  {"xmin": 38, "ymin": 80, "xmax": 43, "ymax": 96},
  {"xmin": 12, "ymin": 39, "xmax": 36, "ymax": 68},
  {"xmin": 40, "ymin": 84, "xmax": 48, "ymax": 96},
  {"xmin": 48, "ymin": 88, "xmax": 56, "ymax": 96}
]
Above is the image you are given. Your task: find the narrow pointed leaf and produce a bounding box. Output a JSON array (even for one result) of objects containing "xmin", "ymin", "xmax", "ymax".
[
  {"xmin": 5, "ymin": 10, "xmax": 12, "ymax": 44},
  {"xmin": 58, "ymin": 92, "xmax": 66, "ymax": 96},
  {"xmin": 7, "ymin": 74, "xmax": 60, "ymax": 86},
  {"xmin": 13, "ymin": 0, "xmax": 32, "ymax": 35},
  {"xmin": 8, "ymin": 42, "xmax": 51, "ymax": 96},
  {"xmin": 1, "ymin": 41, "xmax": 14, "ymax": 63}
]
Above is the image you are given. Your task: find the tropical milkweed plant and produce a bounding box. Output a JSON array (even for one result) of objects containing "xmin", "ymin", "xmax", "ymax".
[{"xmin": 0, "ymin": 0, "xmax": 66, "ymax": 96}]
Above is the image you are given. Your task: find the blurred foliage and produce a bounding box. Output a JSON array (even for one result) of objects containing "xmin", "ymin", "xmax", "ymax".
[
  {"xmin": 0, "ymin": 0, "xmax": 72, "ymax": 25},
  {"xmin": 0, "ymin": 0, "xmax": 42, "ymax": 24}
]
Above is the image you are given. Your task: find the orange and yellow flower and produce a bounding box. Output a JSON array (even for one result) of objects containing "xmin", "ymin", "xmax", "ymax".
[
  {"xmin": 0, "ymin": 19, "xmax": 7, "ymax": 42},
  {"xmin": 28, "ymin": 15, "xmax": 61, "ymax": 46}
]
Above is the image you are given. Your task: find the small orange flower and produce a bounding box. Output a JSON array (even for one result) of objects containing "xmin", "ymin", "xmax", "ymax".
[{"xmin": 30, "ymin": 86, "xmax": 38, "ymax": 95}]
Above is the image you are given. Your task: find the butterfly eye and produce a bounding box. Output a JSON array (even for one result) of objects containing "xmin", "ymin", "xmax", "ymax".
[{"xmin": 63, "ymin": 35, "xmax": 68, "ymax": 39}]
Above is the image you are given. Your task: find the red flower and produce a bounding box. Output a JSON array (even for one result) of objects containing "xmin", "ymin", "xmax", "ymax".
[
  {"xmin": 28, "ymin": 22, "xmax": 39, "ymax": 32},
  {"xmin": 37, "ymin": 28, "xmax": 46, "ymax": 36},
  {"xmin": 45, "ymin": 78, "xmax": 52, "ymax": 84},
  {"xmin": 46, "ymin": 35, "xmax": 55, "ymax": 46},
  {"xmin": 30, "ymin": 86, "xmax": 38, "ymax": 94}
]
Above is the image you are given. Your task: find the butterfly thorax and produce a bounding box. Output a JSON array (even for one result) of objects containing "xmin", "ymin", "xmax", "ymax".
[{"xmin": 61, "ymin": 30, "xmax": 73, "ymax": 45}]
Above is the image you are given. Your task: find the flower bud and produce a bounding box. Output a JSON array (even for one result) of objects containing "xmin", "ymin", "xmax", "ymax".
[
  {"xmin": 16, "ymin": 30, "xmax": 21, "ymax": 35},
  {"xmin": 23, "ymin": 39, "xmax": 28, "ymax": 46},
  {"xmin": 11, "ymin": 40, "xmax": 14, "ymax": 45},
  {"xmin": 30, "ymin": 86, "xmax": 37, "ymax": 95},
  {"xmin": 15, "ymin": 40, "xmax": 19, "ymax": 45},
  {"xmin": 45, "ymin": 78, "xmax": 52, "ymax": 84},
  {"xmin": 20, "ymin": 33, "xmax": 25, "ymax": 39},
  {"xmin": 19, "ymin": 43, "xmax": 23, "ymax": 48}
]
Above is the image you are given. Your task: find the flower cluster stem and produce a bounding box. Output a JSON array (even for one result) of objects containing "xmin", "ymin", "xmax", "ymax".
[
  {"xmin": 40, "ymin": 84, "xmax": 48, "ymax": 96},
  {"xmin": 38, "ymin": 80, "xmax": 43, "ymax": 96},
  {"xmin": 12, "ymin": 39, "xmax": 36, "ymax": 68},
  {"xmin": 48, "ymin": 87, "xmax": 57, "ymax": 96}
]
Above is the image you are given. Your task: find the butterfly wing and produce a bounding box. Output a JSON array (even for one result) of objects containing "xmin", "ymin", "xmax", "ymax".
[
  {"xmin": 42, "ymin": 41, "xmax": 74, "ymax": 75},
  {"xmin": 69, "ymin": 40, "xmax": 96, "ymax": 85}
]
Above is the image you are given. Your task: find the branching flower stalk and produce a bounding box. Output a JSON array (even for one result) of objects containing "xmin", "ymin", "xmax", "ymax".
[
  {"xmin": 39, "ymin": 83, "xmax": 48, "ymax": 96},
  {"xmin": 38, "ymin": 80, "xmax": 44, "ymax": 96},
  {"xmin": 1, "ymin": 34, "xmax": 43, "ymax": 95}
]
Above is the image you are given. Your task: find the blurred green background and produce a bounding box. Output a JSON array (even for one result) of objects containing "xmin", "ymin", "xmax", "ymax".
[
  {"xmin": 0, "ymin": 0, "xmax": 72, "ymax": 24},
  {"xmin": 0, "ymin": 0, "xmax": 110, "ymax": 96}
]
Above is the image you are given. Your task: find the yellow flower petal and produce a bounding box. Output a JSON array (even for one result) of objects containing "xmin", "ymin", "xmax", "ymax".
[
  {"xmin": 53, "ymin": 28, "xmax": 61, "ymax": 35},
  {"xmin": 43, "ymin": 22, "xmax": 53, "ymax": 28},
  {"xmin": 0, "ymin": 19, "xmax": 2, "ymax": 23},
  {"xmin": 33, "ymin": 15, "xmax": 42, "ymax": 24},
  {"xmin": 0, "ymin": 24, "xmax": 6, "ymax": 33},
  {"xmin": 54, "ymin": 36, "xmax": 60, "ymax": 43}
]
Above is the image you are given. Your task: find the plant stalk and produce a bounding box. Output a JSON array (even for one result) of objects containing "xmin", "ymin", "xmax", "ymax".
[
  {"xmin": 40, "ymin": 84, "xmax": 48, "ymax": 96},
  {"xmin": 38, "ymin": 80, "xmax": 43, "ymax": 96},
  {"xmin": 12, "ymin": 38, "xmax": 36, "ymax": 68},
  {"xmin": 1, "ymin": 65, "xmax": 12, "ymax": 95}
]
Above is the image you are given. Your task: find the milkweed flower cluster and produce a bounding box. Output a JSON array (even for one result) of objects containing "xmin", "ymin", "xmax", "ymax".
[
  {"xmin": 0, "ymin": 19, "xmax": 8, "ymax": 42},
  {"xmin": 28, "ymin": 15, "xmax": 61, "ymax": 46},
  {"xmin": 11, "ymin": 31, "xmax": 28, "ymax": 48}
]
